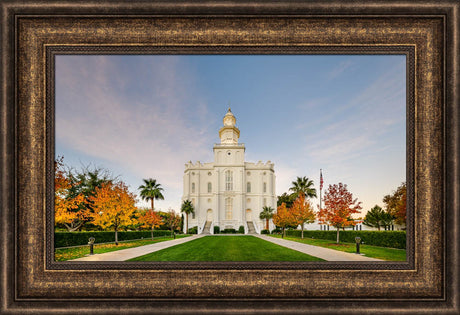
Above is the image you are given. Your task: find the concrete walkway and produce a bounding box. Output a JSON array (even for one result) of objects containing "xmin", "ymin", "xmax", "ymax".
[
  {"xmin": 70, "ymin": 234, "xmax": 382, "ymax": 262},
  {"xmin": 255, "ymin": 235, "xmax": 382, "ymax": 261},
  {"xmin": 71, "ymin": 234, "xmax": 205, "ymax": 261}
]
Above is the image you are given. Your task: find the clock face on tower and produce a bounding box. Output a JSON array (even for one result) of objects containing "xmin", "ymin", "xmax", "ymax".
[{"xmin": 223, "ymin": 115, "xmax": 235, "ymax": 126}]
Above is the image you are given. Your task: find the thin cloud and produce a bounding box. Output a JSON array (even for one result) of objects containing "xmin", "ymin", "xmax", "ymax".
[
  {"xmin": 325, "ymin": 60, "xmax": 353, "ymax": 80},
  {"xmin": 56, "ymin": 56, "xmax": 213, "ymax": 210},
  {"xmin": 303, "ymin": 61, "xmax": 405, "ymax": 165}
]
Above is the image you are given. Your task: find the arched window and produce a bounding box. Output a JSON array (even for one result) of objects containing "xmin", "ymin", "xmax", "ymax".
[
  {"xmin": 263, "ymin": 182, "xmax": 267, "ymax": 193},
  {"xmin": 191, "ymin": 198, "xmax": 196, "ymax": 219},
  {"xmin": 247, "ymin": 182, "xmax": 251, "ymax": 193},
  {"xmin": 208, "ymin": 182, "xmax": 212, "ymax": 193},
  {"xmin": 191, "ymin": 182, "xmax": 195, "ymax": 193},
  {"xmin": 225, "ymin": 170, "xmax": 233, "ymax": 191},
  {"xmin": 225, "ymin": 197, "xmax": 233, "ymax": 220}
]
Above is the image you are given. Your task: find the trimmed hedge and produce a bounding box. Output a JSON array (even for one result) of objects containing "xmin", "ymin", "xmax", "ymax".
[
  {"xmin": 261, "ymin": 229, "xmax": 270, "ymax": 234},
  {"xmin": 238, "ymin": 226, "xmax": 245, "ymax": 234},
  {"xmin": 188, "ymin": 226, "xmax": 198, "ymax": 234},
  {"xmin": 284, "ymin": 230, "xmax": 406, "ymax": 249},
  {"xmin": 55, "ymin": 230, "xmax": 173, "ymax": 248},
  {"xmin": 213, "ymin": 226, "xmax": 220, "ymax": 234},
  {"xmin": 220, "ymin": 228, "xmax": 237, "ymax": 234}
]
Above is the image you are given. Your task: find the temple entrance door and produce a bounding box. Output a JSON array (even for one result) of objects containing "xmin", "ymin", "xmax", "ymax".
[
  {"xmin": 207, "ymin": 209, "xmax": 213, "ymax": 221},
  {"xmin": 245, "ymin": 209, "xmax": 252, "ymax": 221}
]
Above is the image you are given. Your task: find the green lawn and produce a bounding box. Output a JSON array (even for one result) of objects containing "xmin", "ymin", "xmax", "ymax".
[
  {"xmin": 55, "ymin": 235, "xmax": 189, "ymax": 261},
  {"xmin": 269, "ymin": 235, "xmax": 406, "ymax": 261},
  {"xmin": 128, "ymin": 235, "xmax": 325, "ymax": 261}
]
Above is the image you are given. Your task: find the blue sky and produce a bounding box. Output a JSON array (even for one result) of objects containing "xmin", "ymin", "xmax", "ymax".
[{"xmin": 55, "ymin": 54, "xmax": 406, "ymax": 216}]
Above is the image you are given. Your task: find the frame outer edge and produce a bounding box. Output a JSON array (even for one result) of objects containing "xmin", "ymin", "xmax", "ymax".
[
  {"xmin": 1, "ymin": 0, "xmax": 459, "ymax": 314},
  {"xmin": 447, "ymin": 2, "xmax": 459, "ymax": 313},
  {"xmin": 1, "ymin": 2, "xmax": 15, "ymax": 314}
]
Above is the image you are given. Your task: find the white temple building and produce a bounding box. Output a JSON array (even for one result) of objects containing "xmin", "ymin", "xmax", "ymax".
[{"xmin": 182, "ymin": 108, "xmax": 276, "ymax": 234}]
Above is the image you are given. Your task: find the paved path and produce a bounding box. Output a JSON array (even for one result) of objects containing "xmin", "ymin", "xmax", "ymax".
[
  {"xmin": 71, "ymin": 235, "xmax": 205, "ymax": 261},
  {"xmin": 255, "ymin": 235, "xmax": 382, "ymax": 261},
  {"xmin": 71, "ymin": 234, "xmax": 381, "ymax": 262}
]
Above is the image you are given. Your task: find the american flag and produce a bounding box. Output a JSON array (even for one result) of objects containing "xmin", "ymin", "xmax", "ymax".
[{"xmin": 320, "ymin": 169, "xmax": 323, "ymax": 190}]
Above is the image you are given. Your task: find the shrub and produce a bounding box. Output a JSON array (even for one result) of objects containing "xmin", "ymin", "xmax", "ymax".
[
  {"xmin": 271, "ymin": 228, "xmax": 282, "ymax": 234},
  {"xmin": 284, "ymin": 230, "xmax": 406, "ymax": 249},
  {"xmin": 188, "ymin": 226, "xmax": 198, "ymax": 234},
  {"xmin": 238, "ymin": 226, "xmax": 245, "ymax": 234},
  {"xmin": 55, "ymin": 230, "xmax": 172, "ymax": 248},
  {"xmin": 221, "ymin": 228, "xmax": 237, "ymax": 234},
  {"xmin": 213, "ymin": 226, "xmax": 220, "ymax": 234},
  {"xmin": 261, "ymin": 229, "xmax": 270, "ymax": 234}
]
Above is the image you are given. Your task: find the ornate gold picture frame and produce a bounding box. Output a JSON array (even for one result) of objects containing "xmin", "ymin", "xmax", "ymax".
[{"xmin": 1, "ymin": 1, "xmax": 458, "ymax": 313}]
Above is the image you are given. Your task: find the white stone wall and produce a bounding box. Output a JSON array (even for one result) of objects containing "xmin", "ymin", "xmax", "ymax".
[
  {"xmin": 182, "ymin": 109, "xmax": 276, "ymax": 234},
  {"xmin": 182, "ymin": 160, "xmax": 276, "ymax": 233}
]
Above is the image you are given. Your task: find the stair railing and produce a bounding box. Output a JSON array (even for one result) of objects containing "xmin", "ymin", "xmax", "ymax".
[
  {"xmin": 199, "ymin": 220, "xmax": 206, "ymax": 234},
  {"xmin": 253, "ymin": 221, "xmax": 260, "ymax": 235}
]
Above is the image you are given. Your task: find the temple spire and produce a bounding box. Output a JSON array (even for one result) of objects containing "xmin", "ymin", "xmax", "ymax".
[{"xmin": 219, "ymin": 107, "xmax": 240, "ymax": 145}]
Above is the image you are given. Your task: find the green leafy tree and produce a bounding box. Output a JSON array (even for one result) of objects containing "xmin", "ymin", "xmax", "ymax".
[
  {"xmin": 363, "ymin": 205, "xmax": 387, "ymax": 230},
  {"xmin": 138, "ymin": 178, "xmax": 164, "ymax": 212},
  {"xmin": 180, "ymin": 199, "xmax": 195, "ymax": 234},
  {"xmin": 289, "ymin": 176, "xmax": 317, "ymax": 199},
  {"xmin": 380, "ymin": 211, "xmax": 396, "ymax": 230},
  {"xmin": 277, "ymin": 192, "xmax": 296, "ymax": 208},
  {"xmin": 259, "ymin": 206, "xmax": 275, "ymax": 230}
]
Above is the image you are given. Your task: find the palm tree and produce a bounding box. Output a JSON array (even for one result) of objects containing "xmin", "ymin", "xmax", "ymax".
[
  {"xmin": 138, "ymin": 178, "xmax": 164, "ymax": 212},
  {"xmin": 289, "ymin": 176, "xmax": 317, "ymax": 199},
  {"xmin": 180, "ymin": 200, "xmax": 195, "ymax": 234},
  {"xmin": 259, "ymin": 206, "xmax": 275, "ymax": 230}
]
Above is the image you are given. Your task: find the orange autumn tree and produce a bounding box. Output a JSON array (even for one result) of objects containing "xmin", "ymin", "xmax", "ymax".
[
  {"xmin": 383, "ymin": 182, "xmax": 406, "ymax": 226},
  {"xmin": 164, "ymin": 209, "xmax": 181, "ymax": 239},
  {"xmin": 395, "ymin": 189, "xmax": 406, "ymax": 225},
  {"xmin": 290, "ymin": 192, "xmax": 316, "ymax": 239},
  {"xmin": 89, "ymin": 181, "xmax": 137, "ymax": 245},
  {"xmin": 318, "ymin": 183, "xmax": 362, "ymax": 243},
  {"xmin": 138, "ymin": 209, "xmax": 163, "ymax": 240},
  {"xmin": 272, "ymin": 203, "xmax": 294, "ymax": 238},
  {"xmin": 54, "ymin": 157, "xmax": 86, "ymax": 231}
]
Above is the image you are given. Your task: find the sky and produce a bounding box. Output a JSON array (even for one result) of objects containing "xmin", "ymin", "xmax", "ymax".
[{"xmin": 55, "ymin": 54, "xmax": 406, "ymax": 216}]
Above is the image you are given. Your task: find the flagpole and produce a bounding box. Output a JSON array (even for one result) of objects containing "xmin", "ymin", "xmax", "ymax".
[{"xmin": 319, "ymin": 169, "xmax": 322, "ymax": 231}]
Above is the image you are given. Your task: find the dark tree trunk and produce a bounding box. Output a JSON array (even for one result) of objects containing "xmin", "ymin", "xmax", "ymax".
[
  {"xmin": 301, "ymin": 224, "xmax": 304, "ymax": 239},
  {"xmin": 185, "ymin": 213, "xmax": 188, "ymax": 234},
  {"xmin": 265, "ymin": 218, "xmax": 269, "ymax": 230}
]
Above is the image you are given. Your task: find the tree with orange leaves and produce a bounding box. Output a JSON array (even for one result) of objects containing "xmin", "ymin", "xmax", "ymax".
[
  {"xmin": 138, "ymin": 209, "xmax": 163, "ymax": 240},
  {"xmin": 89, "ymin": 181, "xmax": 137, "ymax": 245},
  {"xmin": 318, "ymin": 183, "xmax": 362, "ymax": 243},
  {"xmin": 164, "ymin": 209, "xmax": 181, "ymax": 239},
  {"xmin": 290, "ymin": 192, "xmax": 316, "ymax": 239},
  {"xmin": 383, "ymin": 182, "xmax": 406, "ymax": 226},
  {"xmin": 54, "ymin": 157, "xmax": 87, "ymax": 231},
  {"xmin": 272, "ymin": 203, "xmax": 294, "ymax": 238}
]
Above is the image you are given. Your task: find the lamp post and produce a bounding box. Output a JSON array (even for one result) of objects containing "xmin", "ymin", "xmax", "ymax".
[
  {"xmin": 88, "ymin": 237, "xmax": 95, "ymax": 255},
  {"xmin": 355, "ymin": 236, "xmax": 361, "ymax": 254}
]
